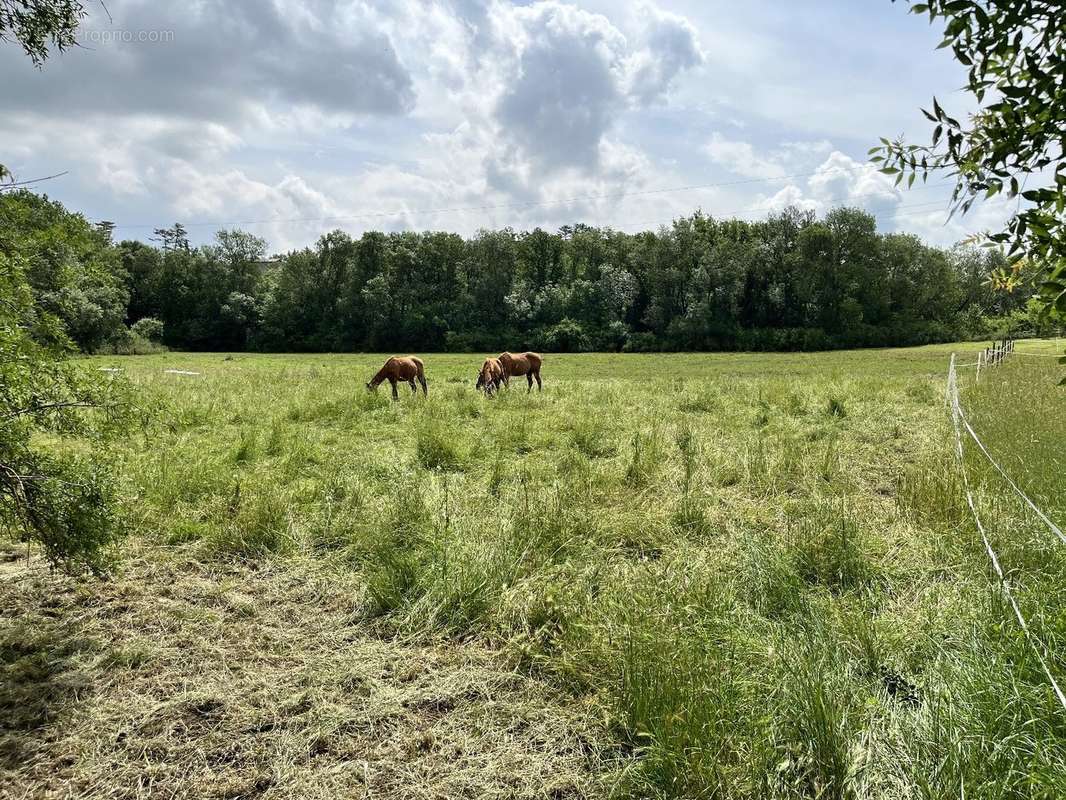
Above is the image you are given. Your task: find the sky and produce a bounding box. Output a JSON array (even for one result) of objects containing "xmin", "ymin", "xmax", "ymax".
[{"xmin": 1, "ymin": 0, "xmax": 1016, "ymax": 252}]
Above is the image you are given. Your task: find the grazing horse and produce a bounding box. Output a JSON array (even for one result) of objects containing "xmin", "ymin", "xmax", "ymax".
[
  {"xmin": 475, "ymin": 357, "xmax": 505, "ymax": 395},
  {"xmin": 366, "ymin": 356, "xmax": 427, "ymax": 400},
  {"xmin": 498, "ymin": 351, "xmax": 543, "ymax": 392}
]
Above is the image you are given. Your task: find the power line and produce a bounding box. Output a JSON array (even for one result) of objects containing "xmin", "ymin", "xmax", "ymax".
[
  {"xmin": 110, "ymin": 180, "xmax": 958, "ymax": 245},
  {"xmin": 608, "ymin": 194, "xmax": 959, "ymax": 234},
  {"xmin": 107, "ymin": 163, "xmax": 948, "ymax": 232},
  {"xmin": 0, "ymin": 171, "xmax": 70, "ymax": 191}
]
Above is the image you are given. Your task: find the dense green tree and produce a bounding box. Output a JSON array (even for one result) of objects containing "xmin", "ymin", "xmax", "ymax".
[
  {"xmin": 118, "ymin": 229, "xmax": 269, "ymax": 351},
  {"xmin": 877, "ymin": 0, "xmax": 1064, "ymax": 323},
  {"xmin": 7, "ymin": 192, "xmax": 1049, "ymax": 356},
  {"xmin": 0, "ymin": 190, "xmax": 128, "ymax": 351},
  {"xmin": 0, "ymin": 1, "xmax": 134, "ymax": 574},
  {"xmin": 0, "ymin": 226, "xmax": 126, "ymax": 572}
]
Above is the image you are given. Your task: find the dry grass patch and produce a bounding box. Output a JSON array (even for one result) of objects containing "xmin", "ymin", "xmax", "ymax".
[{"xmin": 0, "ymin": 544, "xmax": 614, "ymax": 800}]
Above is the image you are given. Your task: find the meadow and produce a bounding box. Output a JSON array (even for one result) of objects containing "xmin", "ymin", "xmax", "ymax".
[{"xmin": 2, "ymin": 342, "xmax": 1065, "ymax": 799}]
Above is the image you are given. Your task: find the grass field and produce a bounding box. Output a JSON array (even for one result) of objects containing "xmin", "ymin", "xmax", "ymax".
[{"xmin": 2, "ymin": 342, "xmax": 1065, "ymax": 799}]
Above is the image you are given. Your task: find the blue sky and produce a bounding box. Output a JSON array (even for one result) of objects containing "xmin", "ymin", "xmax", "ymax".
[{"xmin": 1, "ymin": 0, "xmax": 1014, "ymax": 251}]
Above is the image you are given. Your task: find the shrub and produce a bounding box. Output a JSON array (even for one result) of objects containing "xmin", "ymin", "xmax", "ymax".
[
  {"xmin": 0, "ymin": 451, "xmax": 123, "ymax": 573},
  {"xmin": 540, "ymin": 318, "xmax": 590, "ymax": 352},
  {"xmin": 130, "ymin": 316, "xmax": 164, "ymax": 342},
  {"xmin": 100, "ymin": 326, "xmax": 167, "ymax": 355},
  {"xmin": 0, "ymin": 252, "xmax": 128, "ymax": 573}
]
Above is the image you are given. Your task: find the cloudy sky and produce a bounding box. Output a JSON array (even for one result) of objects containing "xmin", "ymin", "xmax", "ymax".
[{"xmin": 2, "ymin": 0, "xmax": 1014, "ymax": 252}]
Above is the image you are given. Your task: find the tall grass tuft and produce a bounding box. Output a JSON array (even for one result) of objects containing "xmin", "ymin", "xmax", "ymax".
[
  {"xmin": 208, "ymin": 486, "xmax": 294, "ymax": 557},
  {"xmin": 792, "ymin": 501, "xmax": 872, "ymax": 593},
  {"xmin": 231, "ymin": 427, "xmax": 259, "ymax": 463},
  {"xmin": 416, "ymin": 418, "xmax": 467, "ymax": 471},
  {"xmin": 570, "ymin": 416, "xmax": 617, "ymax": 459},
  {"xmin": 671, "ymin": 423, "xmax": 712, "ymax": 536},
  {"xmin": 737, "ymin": 531, "xmax": 809, "ymax": 617},
  {"xmin": 625, "ymin": 427, "xmax": 666, "ymax": 486},
  {"xmin": 768, "ymin": 643, "xmax": 859, "ymax": 800}
]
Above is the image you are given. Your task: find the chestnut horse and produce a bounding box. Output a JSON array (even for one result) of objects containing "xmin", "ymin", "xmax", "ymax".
[
  {"xmin": 498, "ymin": 351, "xmax": 543, "ymax": 392},
  {"xmin": 475, "ymin": 357, "xmax": 505, "ymax": 395},
  {"xmin": 366, "ymin": 356, "xmax": 427, "ymax": 400}
]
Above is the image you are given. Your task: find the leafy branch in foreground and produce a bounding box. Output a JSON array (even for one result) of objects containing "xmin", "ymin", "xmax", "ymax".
[
  {"xmin": 0, "ymin": 0, "xmax": 87, "ymax": 181},
  {"xmin": 0, "ymin": 0, "xmax": 85, "ymax": 66},
  {"xmin": 874, "ymin": 0, "xmax": 1065, "ymax": 323},
  {"xmin": 0, "ymin": 250, "xmax": 130, "ymax": 573}
]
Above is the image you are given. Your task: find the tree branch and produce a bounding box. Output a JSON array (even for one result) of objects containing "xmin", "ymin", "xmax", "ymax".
[{"xmin": 1, "ymin": 400, "xmax": 97, "ymax": 420}]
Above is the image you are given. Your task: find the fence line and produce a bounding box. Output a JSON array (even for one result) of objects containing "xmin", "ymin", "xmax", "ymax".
[
  {"xmin": 952, "ymin": 340, "xmax": 1065, "ymax": 547},
  {"xmin": 947, "ymin": 354, "xmax": 1066, "ymax": 712},
  {"xmin": 956, "ymin": 408, "xmax": 1066, "ymax": 547},
  {"xmin": 954, "ymin": 338, "xmax": 1063, "ymax": 383}
]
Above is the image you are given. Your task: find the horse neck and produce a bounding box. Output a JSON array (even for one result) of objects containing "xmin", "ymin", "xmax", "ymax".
[{"xmin": 369, "ymin": 366, "xmax": 388, "ymax": 386}]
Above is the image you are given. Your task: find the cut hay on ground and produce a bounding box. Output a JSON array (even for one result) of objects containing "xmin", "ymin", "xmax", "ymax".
[{"xmin": 0, "ymin": 544, "xmax": 613, "ymax": 800}]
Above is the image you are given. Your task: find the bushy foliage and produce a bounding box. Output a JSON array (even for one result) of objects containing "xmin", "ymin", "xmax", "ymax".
[
  {"xmin": 878, "ymin": 0, "xmax": 1064, "ymax": 325},
  {"xmin": 130, "ymin": 316, "xmax": 163, "ymax": 342},
  {"xmin": 112, "ymin": 207, "xmax": 1042, "ymax": 354},
  {"xmin": 0, "ymin": 0, "xmax": 84, "ymax": 66},
  {"xmin": 0, "ymin": 251, "xmax": 127, "ymax": 572},
  {"xmin": 0, "ymin": 190, "xmax": 128, "ymax": 352},
  {"xmin": 2, "ymin": 190, "xmax": 1052, "ymax": 356}
]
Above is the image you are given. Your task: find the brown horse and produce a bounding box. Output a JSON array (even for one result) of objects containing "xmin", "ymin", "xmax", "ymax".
[
  {"xmin": 366, "ymin": 356, "xmax": 427, "ymax": 400},
  {"xmin": 475, "ymin": 357, "xmax": 505, "ymax": 395},
  {"xmin": 498, "ymin": 351, "xmax": 543, "ymax": 392}
]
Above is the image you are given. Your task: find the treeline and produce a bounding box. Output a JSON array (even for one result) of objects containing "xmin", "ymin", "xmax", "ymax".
[{"xmin": 0, "ymin": 189, "xmax": 1050, "ymax": 354}]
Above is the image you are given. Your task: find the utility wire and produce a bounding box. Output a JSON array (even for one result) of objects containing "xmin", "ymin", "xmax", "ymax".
[
  {"xmin": 947, "ymin": 355, "xmax": 1066, "ymax": 713},
  {"xmin": 610, "ymin": 194, "xmax": 960, "ymax": 234},
  {"xmin": 105, "ymin": 164, "xmax": 952, "ymax": 231}
]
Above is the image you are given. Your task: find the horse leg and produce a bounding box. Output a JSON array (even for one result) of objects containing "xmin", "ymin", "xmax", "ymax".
[
  {"xmin": 418, "ymin": 374, "xmax": 428, "ymax": 396},
  {"xmin": 526, "ymin": 373, "xmax": 533, "ymax": 393},
  {"xmin": 409, "ymin": 379, "xmax": 417, "ymax": 394},
  {"xmin": 534, "ymin": 369, "xmax": 542, "ymax": 391},
  {"xmin": 389, "ymin": 378, "xmax": 399, "ymax": 401}
]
